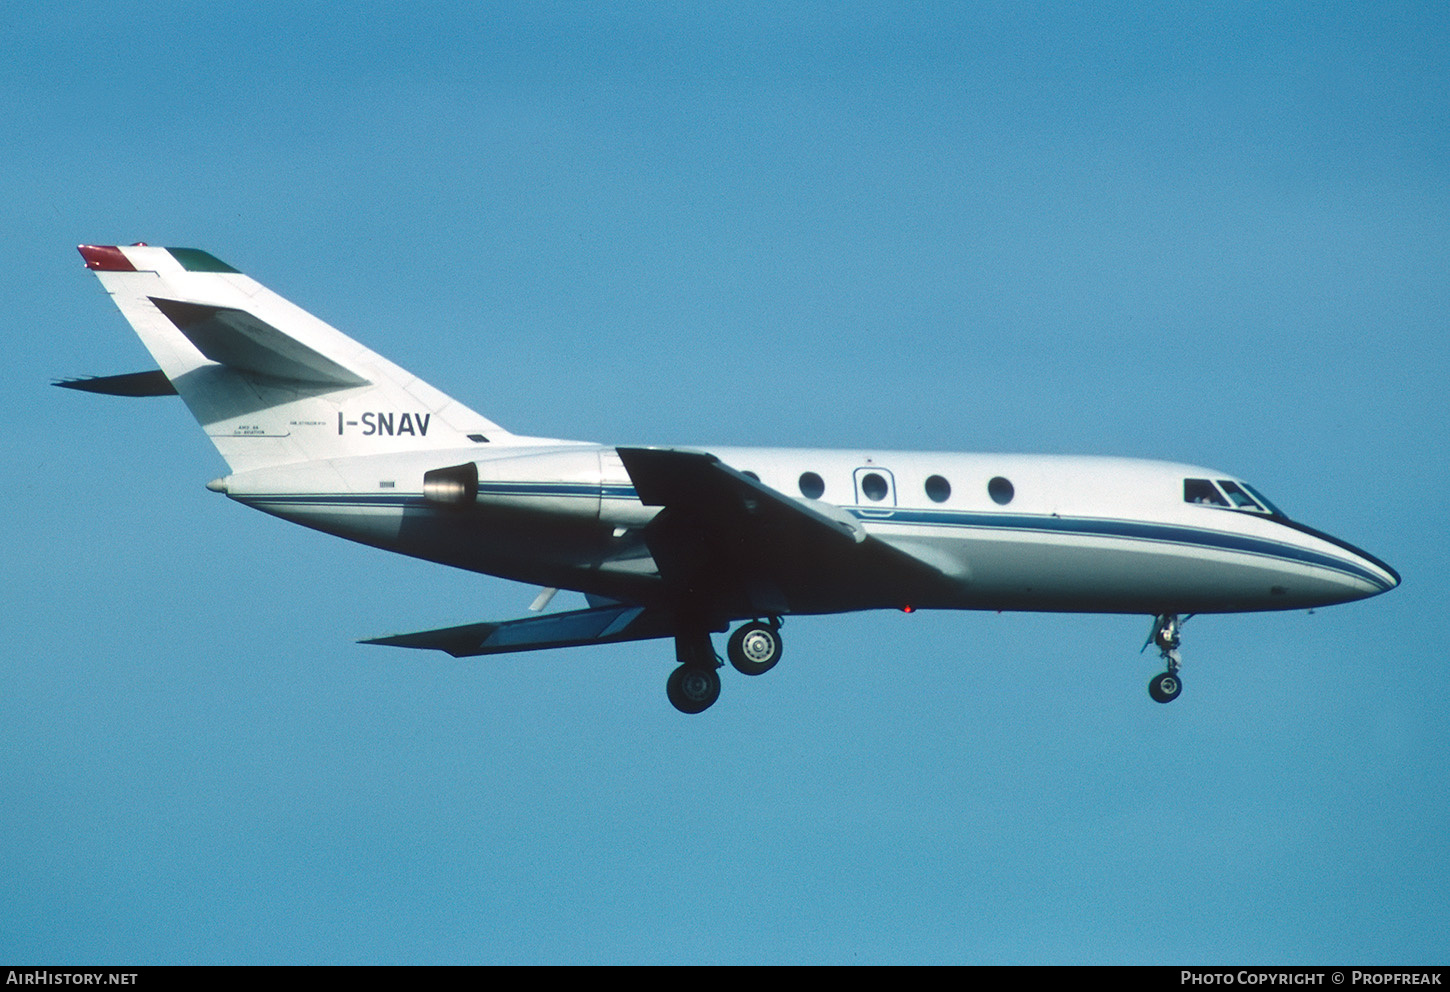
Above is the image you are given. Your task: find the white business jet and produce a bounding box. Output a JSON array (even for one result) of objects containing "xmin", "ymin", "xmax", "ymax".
[{"xmin": 64, "ymin": 244, "xmax": 1399, "ymax": 713}]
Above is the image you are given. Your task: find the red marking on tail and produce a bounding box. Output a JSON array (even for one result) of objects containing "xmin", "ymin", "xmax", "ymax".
[{"xmin": 77, "ymin": 245, "xmax": 136, "ymax": 271}]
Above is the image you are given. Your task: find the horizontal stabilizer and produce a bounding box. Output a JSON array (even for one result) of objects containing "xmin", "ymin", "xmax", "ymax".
[
  {"xmin": 361, "ymin": 603, "xmax": 675, "ymax": 658},
  {"xmin": 149, "ymin": 297, "xmax": 370, "ymax": 387},
  {"xmin": 53, "ymin": 370, "xmax": 177, "ymax": 397},
  {"xmin": 77, "ymin": 243, "xmax": 523, "ymax": 471}
]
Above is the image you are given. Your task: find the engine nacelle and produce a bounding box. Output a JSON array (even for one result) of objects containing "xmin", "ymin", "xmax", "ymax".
[
  {"xmin": 422, "ymin": 462, "xmax": 478, "ymax": 506},
  {"xmin": 458, "ymin": 446, "xmax": 660, "ymax": 527}
]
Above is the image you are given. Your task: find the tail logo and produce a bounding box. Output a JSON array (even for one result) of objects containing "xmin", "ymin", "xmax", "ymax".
[{"xmin": 337, "ymin": 412, "xmax": 432, "ymax": 437}]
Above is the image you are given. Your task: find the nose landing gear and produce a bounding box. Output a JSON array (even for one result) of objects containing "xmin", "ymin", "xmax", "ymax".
[
  {"xmin": 1149, "ymin": 670, "xmax": 1182, "ymax": 704},
  {"xmin": 1146, "ymin": 613, "xmax": 1187, "ymax": 704}
]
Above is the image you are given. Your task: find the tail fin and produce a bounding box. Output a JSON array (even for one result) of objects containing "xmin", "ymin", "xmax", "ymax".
[{"xmin": 78, "ymin": 244, "xmax": 516, "ymax": 472}]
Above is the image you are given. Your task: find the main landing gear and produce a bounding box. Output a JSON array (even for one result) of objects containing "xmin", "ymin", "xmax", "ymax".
[
  {"xmin": 666, "ymin": 662, "xmax": 720, "ymax": 715},
  {"xmin": 667, "ymin": 618, "xmax": 785, "ymax": 714},
  {"xmin": 726, "ymin": 619, "xmax": 783, "ymax": 676},
  {"xmin": 1146, "ymin": 613, "xmax": 1186, "ymax": 704}
]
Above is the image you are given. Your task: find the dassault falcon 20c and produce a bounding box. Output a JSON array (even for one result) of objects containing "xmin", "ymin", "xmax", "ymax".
[{"xmin": 64, "ymin": 243, "xmax": 1399, "ymax": 713}]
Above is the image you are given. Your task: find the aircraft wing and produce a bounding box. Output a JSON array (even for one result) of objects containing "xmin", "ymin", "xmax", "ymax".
[
  {"xmin": 617, "ymin": 446, "xmax": 962, "ymax": 617},
  {"xmin": 366, "ymin": 449, "xmax": 964, "ymax": 660},
  {"xmin": 361, "ymin": 603, "xmax": 676, "ymax": 658}
]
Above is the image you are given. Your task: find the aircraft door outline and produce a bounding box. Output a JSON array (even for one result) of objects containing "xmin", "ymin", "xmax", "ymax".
[{"xmin": 853, "ymin": 465, "xmax": 897, "ymax": 516}]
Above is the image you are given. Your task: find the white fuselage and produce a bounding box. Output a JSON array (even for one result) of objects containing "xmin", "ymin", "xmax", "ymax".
[
  {"xmin": 218, "ymin": 443, "xmax": 1398, "ymax": 620},
  {"xmin": 73, "ymin": 241, "xmax": 1400, "ymax": 708}
]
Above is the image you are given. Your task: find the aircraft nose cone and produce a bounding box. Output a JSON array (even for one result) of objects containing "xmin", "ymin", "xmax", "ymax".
[
  {"xmin": 1276, "ymin": 517, "xmax": 1399, "ymax": 603},
  {"xmin": 1361, "ymin": 550, "xmax": 1400, "ymax": 594},
  {"xmin": 1333, "ymin": 537, "xmax": 1400, "ymax": 599}
]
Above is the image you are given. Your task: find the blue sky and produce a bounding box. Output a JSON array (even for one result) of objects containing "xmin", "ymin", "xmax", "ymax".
[{"xmin": 3, "ymin": 2, "xmax": 1446, "ymax": 964}]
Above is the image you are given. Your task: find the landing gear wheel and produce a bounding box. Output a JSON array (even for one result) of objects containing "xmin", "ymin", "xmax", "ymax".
[
  {"xmin": 1144, "ymin": 613, "xmax": 1189, "ymax": 704},
  {"xmin": 667, "ymin": 665, "xmax": 721, "ymax": 714},
  {"xmin": 1148, "ymin": 671, "xmax": 1182, "ymax": 704},
  {"xmin": 727, "ymin": 621, "xmax": 783, "ymax": 676}
]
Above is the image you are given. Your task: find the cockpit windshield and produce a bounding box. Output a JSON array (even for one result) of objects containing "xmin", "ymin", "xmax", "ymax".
[
  {"xmin": 1218, "ymin": 480, "xmax": 1261, "ymax": 509},
  {"xmin": 1183, "ymin": 478, "xmax": 1287, "ymax": 518},
  {"xmin": 1183, "ymin": 478, "xmax": 1229, "ymax": 507},
  {"xmin": 1240, "ymin": 483, "xmax": 1285, "ymax": 517}
]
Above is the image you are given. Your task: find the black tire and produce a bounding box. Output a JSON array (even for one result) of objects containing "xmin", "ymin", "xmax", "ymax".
[
  {"xmin": 667, "ymin": 665, "xmax": 721, "ymax": 714},
  {"xmin": 727, "ymin": 622, "xmax": 783, "ymax": 676},
  {"xmin": 1148, "ymin": 671, "xmax": 1182, "ymax": 704}
]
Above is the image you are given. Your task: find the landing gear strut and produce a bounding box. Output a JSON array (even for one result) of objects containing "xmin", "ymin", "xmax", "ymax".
[
  {"xmin": 1146, "ymin": 613, "xmax": 1185, "ymax": 703},
  {"xmin": 667, "ymin": 631, "xmax": 721, "ymax": 714},
  {"xmin": 666, "ymin": 620, "xmax": 788, "ymax": 712}
]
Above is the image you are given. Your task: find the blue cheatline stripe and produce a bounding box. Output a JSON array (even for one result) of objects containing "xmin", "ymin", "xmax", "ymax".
[
  {"xmin": 845, "ymin": 507, "xmax": 1390, "ymax": 589},
  {"xmin": 241, "ymin": 482, "xmax": 635, "ymax": 504},
  {"xmin": 476, "ymin": 482, "xmax": 602, "ymax": 497},
  {"xmin": 232, "ymin": 488, "xmax": 1390, "ymax": 591}
]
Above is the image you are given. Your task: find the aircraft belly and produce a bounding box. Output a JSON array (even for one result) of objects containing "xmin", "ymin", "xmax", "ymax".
[
  {"xmin": 947, "ymin": 526, "xmax": 1368, "ymax": 613},
  {"xmin": 242, "ymin": 493, "xmax": 1380, "ymax": 617},
  {"xmin": 243, "ymin": 497, "xmax": 407, "ymax": 546},
  {"xmin": 871, "ymin": 525, "xmax": 974, "ymax": 582},
  {"xmin": 240, "ymin": 496, "xmax": 659, "ymax": 601},
  {"xmin": 397, "ymin": 503, "xmax": 650, "ymax": 590}
]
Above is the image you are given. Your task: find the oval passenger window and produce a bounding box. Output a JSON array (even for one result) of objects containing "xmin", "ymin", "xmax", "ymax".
[
  {"xmin": 799, "ymin": 472, "xmax": 825, "ymax": 500},
  {"xmin": 860, "ymin": 472, "xmax": 888, "ymax": 502},
  {"xmin": 988, "ymin": 476, "xmax": 1014, "ymax": 505}
]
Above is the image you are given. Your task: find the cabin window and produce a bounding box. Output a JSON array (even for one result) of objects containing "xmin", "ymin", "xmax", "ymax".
[
  {"xmin": 1184, "ymin": 478, "xmax": 1230, "ymax": 506},
  {"xmin": 925, "ymin": 474, "xmax": 951, "ymax": 503},
  {"xmin": 988, "ymin": 476, "xmax": 1014, "ymax": 505},
  {"xmin": 860, "ymin": 472, "xmax": 889, "ymax": 502},
  {"xmin": 799, "ymin": 472, "xmax": 825, "ymax": 499}
]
